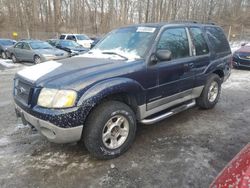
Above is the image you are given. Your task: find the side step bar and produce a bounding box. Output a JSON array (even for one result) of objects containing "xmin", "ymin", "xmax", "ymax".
[{"xmin": 140, "ymin": 100, "xmax": 196, "ymax": 125}]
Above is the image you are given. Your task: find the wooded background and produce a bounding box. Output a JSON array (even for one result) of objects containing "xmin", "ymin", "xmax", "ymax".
[{"xmin": 0, "ymin": 0, "xmax": 250, "ymax": 40}]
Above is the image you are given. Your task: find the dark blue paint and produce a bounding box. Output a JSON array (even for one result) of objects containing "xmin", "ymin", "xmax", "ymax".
[{"xmin": 14, "ymin": 23, "xmax": 232, "ymax": 128}]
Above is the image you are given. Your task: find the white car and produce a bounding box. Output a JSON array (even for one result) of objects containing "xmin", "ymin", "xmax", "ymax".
[{"xmin": 59, "ymin": 34, "xmax": 93, "ymax": 49}]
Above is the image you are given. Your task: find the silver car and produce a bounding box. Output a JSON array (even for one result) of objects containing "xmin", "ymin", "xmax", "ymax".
[{"xmin": 7, "ymin": 40, "xmax": 69, "ymax": 64}]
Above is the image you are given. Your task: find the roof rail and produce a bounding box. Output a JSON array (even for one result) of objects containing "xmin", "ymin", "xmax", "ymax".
[{"xmin": 169, "ymin": 20, "xmax": 217, "ymax": 25}]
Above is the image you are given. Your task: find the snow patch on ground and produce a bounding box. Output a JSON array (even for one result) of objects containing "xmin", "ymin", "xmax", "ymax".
[{"xmin": 0, "ymin": 59, "xmax": 20, "ymax": 68}]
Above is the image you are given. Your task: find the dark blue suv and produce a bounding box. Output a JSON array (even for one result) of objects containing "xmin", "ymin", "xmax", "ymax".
[{"xmin": 14, "ymin": 22, "xmax": 232, "ymax": 159}]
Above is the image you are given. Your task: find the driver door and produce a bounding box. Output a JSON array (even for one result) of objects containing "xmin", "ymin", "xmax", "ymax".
[{"xmin": 147, "ymin": 27, "xmax": 196, "ymax": 110}]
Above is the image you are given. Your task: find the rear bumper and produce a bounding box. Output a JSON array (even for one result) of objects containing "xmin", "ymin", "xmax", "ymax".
[{"xmin": 15, "ymin": 104, "xmax": 83, "ymax": 144}]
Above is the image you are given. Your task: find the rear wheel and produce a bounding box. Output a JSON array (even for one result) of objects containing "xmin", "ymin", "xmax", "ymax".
[
  {"xmin": 1, "ymin": 51, "xmax": 7, "ymax": 59},
  {"xmin": 11, "ymin": 54, "xmax": 18, "ymax": 63},
  {"xmin": 196, "ymin": 74, "xmax": 222, "ymax": 109},
  {"xmin": 34, "ymin": 55, "xmax": 41, "ymax": 64},
  {"xmin": 83, "ymin": 100, "xmax": 137, "ymax": 159}
]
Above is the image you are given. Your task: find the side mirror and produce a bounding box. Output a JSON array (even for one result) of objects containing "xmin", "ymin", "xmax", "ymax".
[{"xmin": 156, "ymin": 49, "xmax": 172, "ymax": 61}]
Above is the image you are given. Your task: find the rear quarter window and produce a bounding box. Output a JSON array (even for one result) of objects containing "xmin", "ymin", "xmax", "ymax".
[
  {"xmin": 205, "ymin": 27, "xmax": 231, "ymax": 54},
  {"xmin": 189, "ymin": 27, "xmax": 209, "ymax": 56}
]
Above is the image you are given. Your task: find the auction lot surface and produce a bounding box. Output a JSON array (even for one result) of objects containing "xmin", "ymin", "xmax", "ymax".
[{"xmin": 0, "ymin": 61, "xmax": 250, "ymax": 188}]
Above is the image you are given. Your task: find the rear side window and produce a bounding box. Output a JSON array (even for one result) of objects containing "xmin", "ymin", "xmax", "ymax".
[
  {"xmin": 66, "ymin": 35, "xmax": 76, "ymax": 40},
  {"xmin": 205, "ymin": 27, "xmax": 230, "ymax": 53},
  {"xmin": 59, "ymin": 35, "xmax": 66, "ymax": 39},
  {"xmin": 157, "ymin": 28, "xmax": 190, "ymax": 60},
  {"xmin": 189, "ymin": 27, "xmax": 209, "ymax": 56}
]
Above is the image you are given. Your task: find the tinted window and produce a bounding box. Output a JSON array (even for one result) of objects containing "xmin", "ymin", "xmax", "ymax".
[
  {"xmin": 157, "ymin": 28, "xmax": 190, "ymax": 59},
  {"xmin": 15, "ymin": 42, "xmax": 23, "ymax": 49},
  {"xmin": 22, "ymin": 43, "xmax": 30, "ymax": 50},
  {"xmin": 206, "ymin": 27, "xmax": 230, "ymax": 53},
  {"xmin": 59, "ymin": 35, "xmax": 66, "ymax": 39},
  {"xmin": 190, "ymin": 28, "xmax": 209, "ymax": 56}
]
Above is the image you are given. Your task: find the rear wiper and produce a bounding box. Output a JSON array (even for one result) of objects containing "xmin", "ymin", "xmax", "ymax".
[{"xmin": 102, "ymin": 51, "xmax": 128, "ymax": 60}]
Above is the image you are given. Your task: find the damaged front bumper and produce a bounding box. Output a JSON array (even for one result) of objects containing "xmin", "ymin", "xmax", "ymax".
[{"xmin": 15, "ymin": 104, "xmax": 83, "ymax": 144}]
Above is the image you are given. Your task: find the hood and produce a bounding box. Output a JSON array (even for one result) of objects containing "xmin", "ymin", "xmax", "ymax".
[
  {"xmin": 16, "ymin": 55, "xmax": 142, "ymax": 90},
  {"xmin": 34, "ymin": 48, "xmax": 65, "ymax": 55},
  {"xmin": 236, "ymin": 46, "xmax": 250, "ymax": 53}
]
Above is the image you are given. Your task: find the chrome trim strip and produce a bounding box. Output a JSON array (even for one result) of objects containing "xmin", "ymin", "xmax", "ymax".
[
  {"xmin": 138, "ymin": 86, "xmax": 204, "ymax": 120},
  {"xmin": 147, "ymin": 89, "xmax": 192, "ymax": 110}
]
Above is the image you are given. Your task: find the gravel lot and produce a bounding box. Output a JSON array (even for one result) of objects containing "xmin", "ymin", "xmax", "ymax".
[{"xmin": 0, "ymin": 60, "xmax": 250, "ymax": 188}]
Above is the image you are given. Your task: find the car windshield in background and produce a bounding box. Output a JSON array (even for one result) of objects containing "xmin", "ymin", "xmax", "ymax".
[
  {"xmin": 0, "ymin": 40, "xmax": 15, "ymax": 46},
  {"xmin": 30, "ymin": 42, "xmax": 53, "ymax": 49},
  {"xmin": 75, "ymin": 35, "xmax": 89, "ymax": 40},
  {"xmin": 61, "ymin": 40, "xmax": 80, "ymax": 47},
  {"xmin": 92, "ymin": 26, "xmax": 157, "ymax": 58}
]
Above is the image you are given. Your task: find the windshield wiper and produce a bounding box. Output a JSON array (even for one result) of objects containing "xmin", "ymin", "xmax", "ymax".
[{"xmin": 102, "ymin": 51, "xmax": 128, "ymax": 60}]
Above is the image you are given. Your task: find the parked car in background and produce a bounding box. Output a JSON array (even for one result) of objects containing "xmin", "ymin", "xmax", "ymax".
[
  {"xmin": 7, "ymin": 40, "xmax": 68, "ymax": 64},
  {"xmin": 233, "ymin": 42, "xmax": 250, "ymax": 68},
  {"xmin": 59, "ymin": 34, "xmax": 93, "ymax": 49},
  {"xmin": 210, "ymin": 143, "xmax": 250, "ymax": 188},
  {"xmin": 0, "ymin": 39, "xmax": 16, "ymax": 59},
  {"xmin": 47, "ymin": 39, "xmax": 88, "ymax": 56},
  {"xmin": 14, "ymin": 22, "xmax": 231, "ymax": 159},
  {"xmin": 90, "ymin": 37, "xmax": 102, "ymax": 49}
]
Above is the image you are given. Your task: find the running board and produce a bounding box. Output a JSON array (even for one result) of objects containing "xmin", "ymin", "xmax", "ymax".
[{"xmin": 140, "ymin": 100, "xmax": 196, "ymax": 125}]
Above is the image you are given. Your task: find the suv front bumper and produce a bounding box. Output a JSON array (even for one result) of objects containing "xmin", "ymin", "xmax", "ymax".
[{"xmin": 15, "ymin": 104, "xmax": 83, "ymax": 144}]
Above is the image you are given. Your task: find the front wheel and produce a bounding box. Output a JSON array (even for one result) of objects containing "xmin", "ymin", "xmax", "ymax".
[
  {"xmin": 196, "ymin": 74, "xmax": 222, "ymax": 109},
  {"xmin": 34, "ymin": 55, "xmax": 41, "ymax": 64},
  {"xmin": 11, "ymin": 54, "xmax": 18, "ymax": 63},
  {"xmin": 83, "ymin": 100, "xmax": 137, "ymax": 159}
]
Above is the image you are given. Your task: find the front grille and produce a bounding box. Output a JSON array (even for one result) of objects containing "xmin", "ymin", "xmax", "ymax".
[{"xmin": 14, "ymin": 79, "xmax": 33, "ymax": 105}]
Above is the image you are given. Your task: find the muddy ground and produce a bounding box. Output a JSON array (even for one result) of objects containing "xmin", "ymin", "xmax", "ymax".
[{"xmin": 0, "ymin": 64, "xmax": 249, "ymax": 188}]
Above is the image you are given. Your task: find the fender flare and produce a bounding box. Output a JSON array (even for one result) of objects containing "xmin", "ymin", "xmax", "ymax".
[{"xmin": 77, "ymin": 77, "xmax": 146, "ymax": 107}]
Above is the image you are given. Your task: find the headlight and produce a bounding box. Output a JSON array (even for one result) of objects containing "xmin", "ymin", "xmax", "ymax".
[
  {"xmin": 70, "ymin": 50, "xmax": 78, "ymax": 53},
  {"xmin": 38, "ymin": 88, "xmax": 77, "ymax": 108}
]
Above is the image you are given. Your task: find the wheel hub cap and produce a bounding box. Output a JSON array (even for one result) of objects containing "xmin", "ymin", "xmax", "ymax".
[
  {"xmin": 208, "ymin": 81, "xmax": 219, "ymax": 102},
  {"xmin": 102, "ymin": 115, "xmax": 129, "ymax": 149}
]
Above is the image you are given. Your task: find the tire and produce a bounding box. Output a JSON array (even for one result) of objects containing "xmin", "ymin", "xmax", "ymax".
[
  {"xmin": 34, "ymin": 55, "xmax": 41, "ymax": 64},
  {"xmin": 196, "ymin": 73, "xmax": 222, "ymax": 109},
  {"xmin": 11, "ymin": 54, "xmax": 18, "ymax": 63},
  {"xmin": 1, "ymin": 51, "xmax": 7, "ymax": 59},
  {"xmin": 83, "ymin": 100, "xmax": 137, "ymax": 159}
]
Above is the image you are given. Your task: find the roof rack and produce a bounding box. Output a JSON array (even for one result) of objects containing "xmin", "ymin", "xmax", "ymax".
[{"xmin": 169, "ymin": 20, "xmax": 217, "ymax": 25}]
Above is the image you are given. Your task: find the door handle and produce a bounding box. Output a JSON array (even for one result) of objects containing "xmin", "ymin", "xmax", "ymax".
[
  {"xmin": 189, "ymin": 63, "xmax": 194, "ymax": 68},
  {"xmin": 184, "ymin": 63, "xmax": 194, "ymax": 68}
]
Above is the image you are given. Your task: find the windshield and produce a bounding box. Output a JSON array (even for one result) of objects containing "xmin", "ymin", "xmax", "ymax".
[
  {"xmin": 60, "ymin": 40, "xmax": 80, "ymax": 47},
  {"xmin": 75, "ymin": 35, "xmax": 89, "ymax": 40},
  {"xmin": 92, "ymin": 26, "xmax": 157, "ymax": 58},
  {"xmin": 0, "ymin": 40, "xmax": 15, "ymax": 46},
  {"xmin": 30, "ymin": 42, "xmax": 53, "ymax": 49}
]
